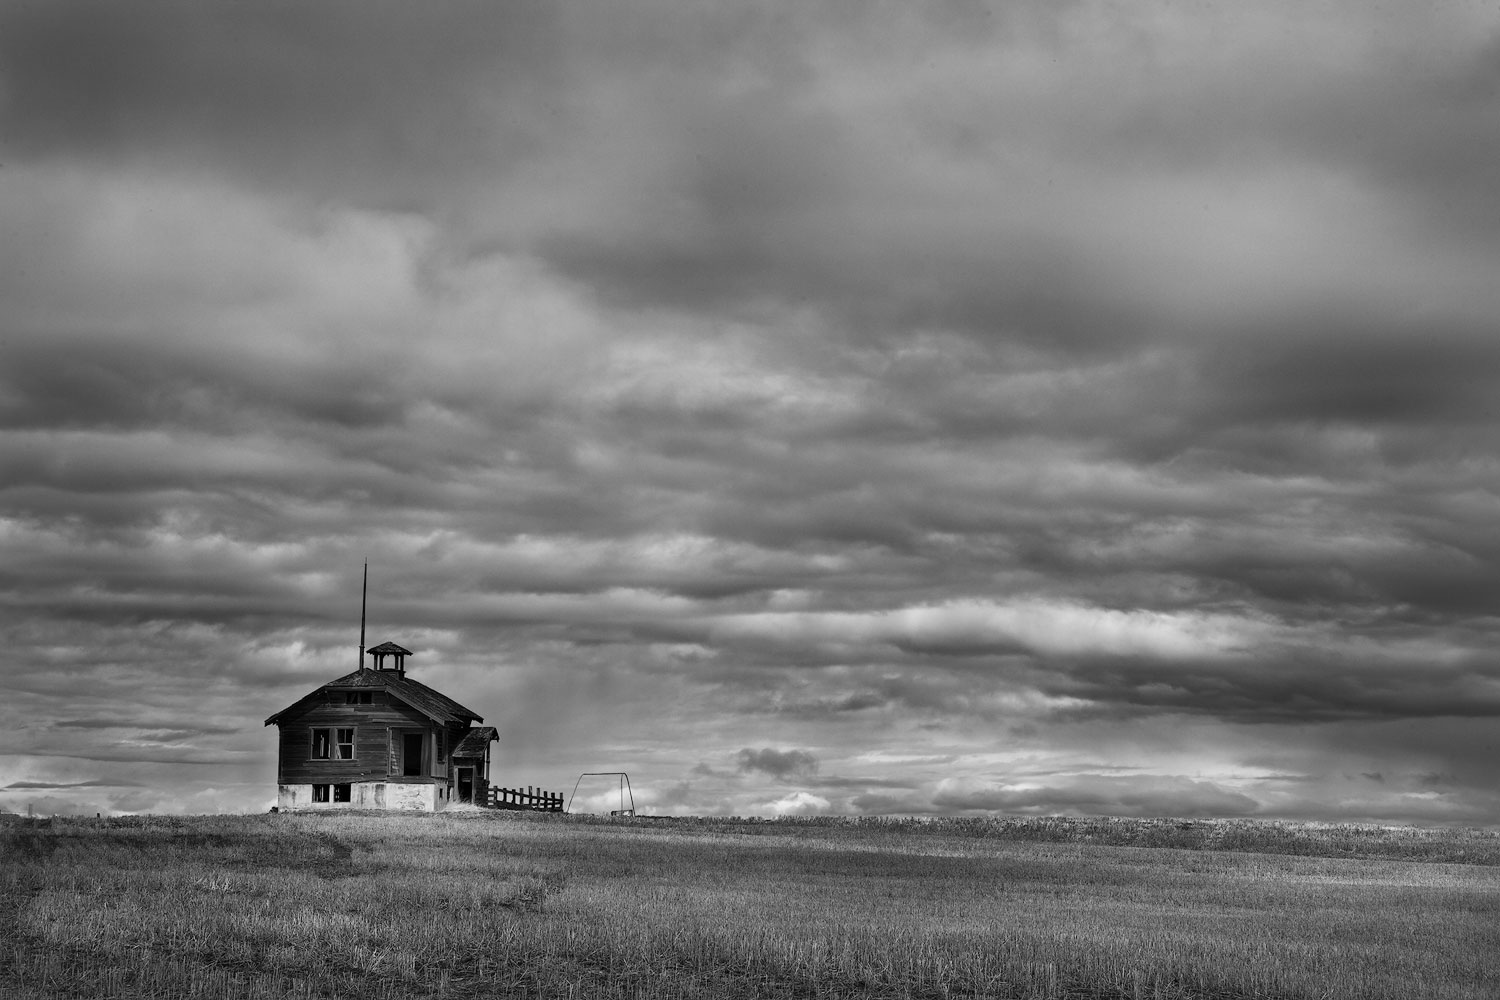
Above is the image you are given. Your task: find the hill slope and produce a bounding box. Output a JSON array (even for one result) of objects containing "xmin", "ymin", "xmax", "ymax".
[{"xmin": 3, "ymin": 811, "xmax": 1498, "ymax": 998}]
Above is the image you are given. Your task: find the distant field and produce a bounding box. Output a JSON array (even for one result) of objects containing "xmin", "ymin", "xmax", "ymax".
[{"xmin": 2, "ymin": 811, "xmax": 1497, "ymax": 999}]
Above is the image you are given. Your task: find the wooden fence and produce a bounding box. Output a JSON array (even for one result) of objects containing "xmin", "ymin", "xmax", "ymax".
[{"xmin": 488, "ymin": 785, "xmax": 565, "ymax": 812}]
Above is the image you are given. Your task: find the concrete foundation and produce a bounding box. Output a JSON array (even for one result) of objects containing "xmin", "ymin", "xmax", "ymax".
[{"xmin": 277, "ymin": 781, "xmax": 448, "ymax": 812}]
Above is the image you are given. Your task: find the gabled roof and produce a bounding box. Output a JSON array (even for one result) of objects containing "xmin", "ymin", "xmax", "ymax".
[
  {"xmin": 264, "ymin": 669, "xmax": 483, "ymax": 727},
  {"xmin": 452, "ymin": 726, "xmax": 498, "ymax": 758},
  {"xmin": 366, "ymin": 641, "xmax": 412, "ymax": 656}
]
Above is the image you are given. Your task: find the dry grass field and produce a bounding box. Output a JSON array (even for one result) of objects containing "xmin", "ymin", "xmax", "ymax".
[{"xmin": 2, "ymin": 810, "xmax": 1497, "ymax": 999}]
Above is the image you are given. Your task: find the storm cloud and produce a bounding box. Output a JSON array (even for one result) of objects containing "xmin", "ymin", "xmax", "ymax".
[
  {"xmin": 2, "ymin": 2, "xmax": 1499, "ymax": 823},
  {"xmin": 737, "ymin": 748, "xmax": 820, "ymax": 780}
]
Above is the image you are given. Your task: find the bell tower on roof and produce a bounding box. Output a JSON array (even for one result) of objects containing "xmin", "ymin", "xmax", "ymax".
[{"xmin": 366, "ymin": 641, "xmax": 412, "ymax": 677}]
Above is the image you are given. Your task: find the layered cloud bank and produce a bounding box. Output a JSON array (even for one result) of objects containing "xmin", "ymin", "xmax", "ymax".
[{"xmin": 2, "ymin": 2, "xmax": 1499, "ymax": 822}]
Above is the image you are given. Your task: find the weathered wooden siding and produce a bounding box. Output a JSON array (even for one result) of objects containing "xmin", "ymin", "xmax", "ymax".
[
  {"xmin": 275, "ymin": 691, "xmax": 433, "ymax": 784},
  {"xmin": 438, "ymin": 721, "xmax": 471, "ymax": 779}
]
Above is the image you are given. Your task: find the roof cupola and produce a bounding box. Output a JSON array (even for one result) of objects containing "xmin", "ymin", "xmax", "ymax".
[{"xmin": 366, "ymin": 641, "xmax": 412, "ymax": 677}]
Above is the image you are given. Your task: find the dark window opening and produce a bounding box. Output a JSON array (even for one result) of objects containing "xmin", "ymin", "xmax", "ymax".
[
  {"xmin": 311, "ymin": 728, "xmax": 331, "ymax": 759},
  {"xmin": 345, "ymin": 692, "xmax": 374, "ymax": 705},
  {"xmin": 336, "ymin": 728, "xmax": 355, "ymax": 759},
  {"xmin": 312, "ymin": 784, "xmax": 330, "ymax": 803},
  {"xmin": 402, "ymin": 732, "xmax": 424, "ymax": 776},
  {"xmin": 437, "ymin": 731, "xmax": 446, "ymax": 764},
  {"xmin": 333, "ymin": 783, "xmax": 351, "ymax": 803}
]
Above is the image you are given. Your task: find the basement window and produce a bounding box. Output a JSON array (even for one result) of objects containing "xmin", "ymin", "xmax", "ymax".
[
  {"xmin": 336, "ymin": 728, "xmax": 355, "ymax": 759},
  {"xmin": 311, "ymin": 728, "xmax": 331, "ymax": 759},
  {"xmin": 312, "ymin": 784, "xmax": 330, "ymax": 803},
  {"xmin": 333, "ymin": 783, "xmax": 351, "ymax": 803}
]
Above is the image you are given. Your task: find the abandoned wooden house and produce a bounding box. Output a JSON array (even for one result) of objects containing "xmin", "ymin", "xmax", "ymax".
[{"xmin": 264, "ymin": 641, "xmax": 498, "ymax": 812}]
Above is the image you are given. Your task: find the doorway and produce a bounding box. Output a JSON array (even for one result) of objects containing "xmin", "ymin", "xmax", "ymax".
[
  {"xmin": 457, "ymin": 767, "xmax": 474, "ymax": 803},
  {"xmin": 402, "ymin": 732, "xmax": 424, "ymax": 776}
]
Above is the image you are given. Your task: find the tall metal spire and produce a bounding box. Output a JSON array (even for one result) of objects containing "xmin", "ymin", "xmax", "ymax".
[{"xmin": 358, "ymin": 561, "xmax": 368, "ymax": 671}]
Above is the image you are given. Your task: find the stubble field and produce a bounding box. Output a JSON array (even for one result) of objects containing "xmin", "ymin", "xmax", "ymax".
[{"xmin": 1, "ymin": 810, "xmax": 1497, "ymax": 999}]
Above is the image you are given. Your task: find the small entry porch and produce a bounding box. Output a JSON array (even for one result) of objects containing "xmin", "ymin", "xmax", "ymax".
[{"xmin": 450, "ymin": 726, "xmax": 498, "ymax": 805}]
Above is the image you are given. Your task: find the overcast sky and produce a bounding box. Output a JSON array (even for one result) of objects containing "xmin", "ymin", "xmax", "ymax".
[{"xmin": 3, "ymin": 1, "xmax": 1500, "ymax": 823}]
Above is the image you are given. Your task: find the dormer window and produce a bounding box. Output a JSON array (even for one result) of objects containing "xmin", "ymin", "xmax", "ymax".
[{"xmin": 344, "ymin": 692, "xmax": 374, "ymax": 705}]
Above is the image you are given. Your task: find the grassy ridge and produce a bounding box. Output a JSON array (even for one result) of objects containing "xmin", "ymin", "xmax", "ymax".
[
  {"xmin": 616, "ymin": 813, "xmax": 1500, "ymax": 865},
  {"xmin": 2, "ymin": 811, "xmax": 1498, "ymax": 999}
]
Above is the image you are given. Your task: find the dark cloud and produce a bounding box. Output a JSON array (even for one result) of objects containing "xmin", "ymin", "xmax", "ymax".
[
  {"xmin": 19, "ymin": 751, "xmax": 253, "ymax": 767},
  {"xmin": 1194, "ymin": 319, "xmax": 1500, "ymax": 431},
  {"xmin": 0, "ymin": 1, "xmax": 560, "ymax": 202},
  {"xmin": 931, "ymin": 776, "xmax": 1262, "ymax": 820},
  {"xmin": 736, "ymin": 748, "xmax": 819, "ymax": 779},
  {"xmin": 2, "ymin": 779, "xmax": 137, "ymax": 790},
  {"xmin": 1038, "ymin": 651, "xmax": 1500, "ymax": 725},
  {"xmin": 54, "ymin": 719, "xmax": 221, "ymax": 735}
]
